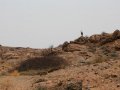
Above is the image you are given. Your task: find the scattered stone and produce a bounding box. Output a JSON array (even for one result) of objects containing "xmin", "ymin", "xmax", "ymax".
[
  {"xmin": 57, "ymin": 81, "xmax": 63, "ymax": 86},
  {"xmin": 110, "ymin": 74, "xmax": 118, "ymax": 78},
  {"xmin": 117, "ymin": 84, "xmax": 120, "ymax": 87}
]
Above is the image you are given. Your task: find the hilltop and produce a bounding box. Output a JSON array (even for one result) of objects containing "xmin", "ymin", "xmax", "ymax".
[{"xmin": 0, "ymin": 30, "xmax": 120, "ymax": 90}]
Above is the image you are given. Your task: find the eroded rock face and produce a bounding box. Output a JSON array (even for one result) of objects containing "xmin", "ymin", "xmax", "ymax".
[
  {"xmin": 89, "ymin": 34, "xmax": 101, "ymax": 43},
  {"xmin": 62, "ymin": 41, "xmax": 69, "ymax": 51},
  {"xmin": 114, "ymin": 39, "xmax": 120, "ymax": 49},
  {"xmin": 62, "ymin": 30, "xmax": 120, "ymax": 52},
  {"xmin": 62, "ymin": 44, "xmax": 87, "ymax": 52},
  {"xmin": 89, "ymin": 33, "xmax": 112, "ymax": 44},
  {"xmin": 74, "ymin": 36, "xmax": 89, "ymax": 44}
]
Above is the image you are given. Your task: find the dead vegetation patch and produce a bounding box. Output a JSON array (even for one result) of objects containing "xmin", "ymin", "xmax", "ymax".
[{"xmin": 16, "ymin": 56, "xmax": 68, "ymax": 75}]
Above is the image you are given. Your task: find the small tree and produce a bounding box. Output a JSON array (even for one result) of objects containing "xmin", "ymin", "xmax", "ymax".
[
  {"xmin": 49, "ymin": 45, "xmax": 54, "ymax": 52},
  {"xmin": 41, "ymin": 45, "xmax": 54, "ymax": 56}
]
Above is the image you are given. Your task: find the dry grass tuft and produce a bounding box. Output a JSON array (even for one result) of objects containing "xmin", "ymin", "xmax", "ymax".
[
  {"xmin": 92, "ymin": 55, "xmax": 108, "ymax": 63},
  {"xmin": 9, "ymin": 70, "xmax": 20, "ymax": 76}
]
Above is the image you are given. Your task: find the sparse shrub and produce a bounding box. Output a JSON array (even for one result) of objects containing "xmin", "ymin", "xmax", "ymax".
[
  {"xmin": 49, "ymin": 45, "xmax": 54, "ymax": 49},
  {"xmin": 65, "ymin": 83, "xmax": 76, "ymax": 90},
  {"xmin": 87, "ymin": 43, "xmax": 96, "ymax": 53},
  {"xmin": 100, "ymin": 46, "xmax": 111, "ymax": 55},
  {"xmin": 100, "ymin": 37, "xmax": 113, "ymax": 45},
  {"xmin": 109, "ymin": 51, "xmax": 118, "ymax": 57},
  {"xmin": 65, "ymin": 81, "xmax": 82, "ymax": 90},
  {"xmin": 41, "ymin": 49, "xmax": 52, "ymax": 56},
  {"xmin": 93, "ymin": 55, "xmax": 107, "ymax": 63},
  {"xmin": 100, "ymin": 46, "xmax": 108, "ymax": 51},
  {"xmin": 41, "ymin": 45, "xmax": 55, "ymax": 56},
  {"xmin": 9, "ymin": 70, "xmax": 20, "ymax": 76}
]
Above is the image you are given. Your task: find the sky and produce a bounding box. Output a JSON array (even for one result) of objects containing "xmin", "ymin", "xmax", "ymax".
[{"xmin": 0, "ymin": 0, "xmax": 120, "ymax": 48}]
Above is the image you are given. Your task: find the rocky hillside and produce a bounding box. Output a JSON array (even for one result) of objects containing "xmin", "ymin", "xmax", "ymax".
[{"xmin": 0, "ymin": 30, "xmax": 120, "ymax": 90}]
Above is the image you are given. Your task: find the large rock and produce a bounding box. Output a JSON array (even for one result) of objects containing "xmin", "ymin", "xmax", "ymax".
[
  {"xmin": 62, "ymin": 41, "xmax": 69, "ymax": 51},
  {"xmin": 112, "ymin": 30, "xmax": 120, "ymax": 39}
]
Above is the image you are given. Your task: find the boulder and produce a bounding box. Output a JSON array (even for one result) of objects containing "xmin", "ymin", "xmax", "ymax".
[
  {"xmin": 62, "ymin": 41, "xmax": 69, "ymax": 51},
  {"xmin": 112, "ymin": 30, "xmax": 120, "ymax": 39}
]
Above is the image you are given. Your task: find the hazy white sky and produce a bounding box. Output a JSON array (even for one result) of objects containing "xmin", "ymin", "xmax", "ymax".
[{"xmin": 0, "ymin": 0, "xmax": 120, "ymax": 48}]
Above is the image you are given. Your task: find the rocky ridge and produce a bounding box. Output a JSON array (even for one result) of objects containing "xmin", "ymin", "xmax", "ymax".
[{"xmin": 0, "ymin": 30, "xmax": 120, "ymax": 90}]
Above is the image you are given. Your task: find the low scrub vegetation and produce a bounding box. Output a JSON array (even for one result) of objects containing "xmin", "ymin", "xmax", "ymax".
[
  {"xmin": 9, "ymin": 70, "xmax": 20, "ymax": 76},
  {"xmin": 17, "ymin": 55, "xmax": 68, "ymax": 75},
  {"xmin": 87, "ymin": 55, "xmax": 108, "ymax": 65},
  {"xmin": 93, "ymin": 55, "xmax": 107, "ymax": 63}
]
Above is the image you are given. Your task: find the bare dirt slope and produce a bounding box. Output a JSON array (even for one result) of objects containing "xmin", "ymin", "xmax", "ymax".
[{"xmin": 0, "ymin": 30, "xmax": 120, "ymax": 90}]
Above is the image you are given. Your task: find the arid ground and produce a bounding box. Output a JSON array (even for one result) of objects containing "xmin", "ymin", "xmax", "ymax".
[{"xmin": 0, "ymin": 30, "xmax": 120, "ymax": 90}]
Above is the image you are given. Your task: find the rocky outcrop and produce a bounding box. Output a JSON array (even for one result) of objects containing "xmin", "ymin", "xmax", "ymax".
[
  {"xmin": 62, "ymin": 41, "xmax": 69, "ymax": 51},
  {"xmin": 62, "ymin": 43, "xmax": 87, "ymax": 52},
  {"xmin": 112, "ymin": 29, "xmax": 120, "ymax": 39},
  {"xmin": 89, "ymin": 34, "xmax": 101, "ymax": 43},
  {"xmin": 89, "ymin": 30, "xmax": 120, "ymax": 45},
  {"xmin": 74, "ymin": 36, "xmax": 89, "ymax": 44},
  {"xmin": 114, "ymin": 39, "xmax": 120, "ymax": 49},
  {"xmin": 62, "ymin": 30, "xmax": 120, "ymax": 52}
]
